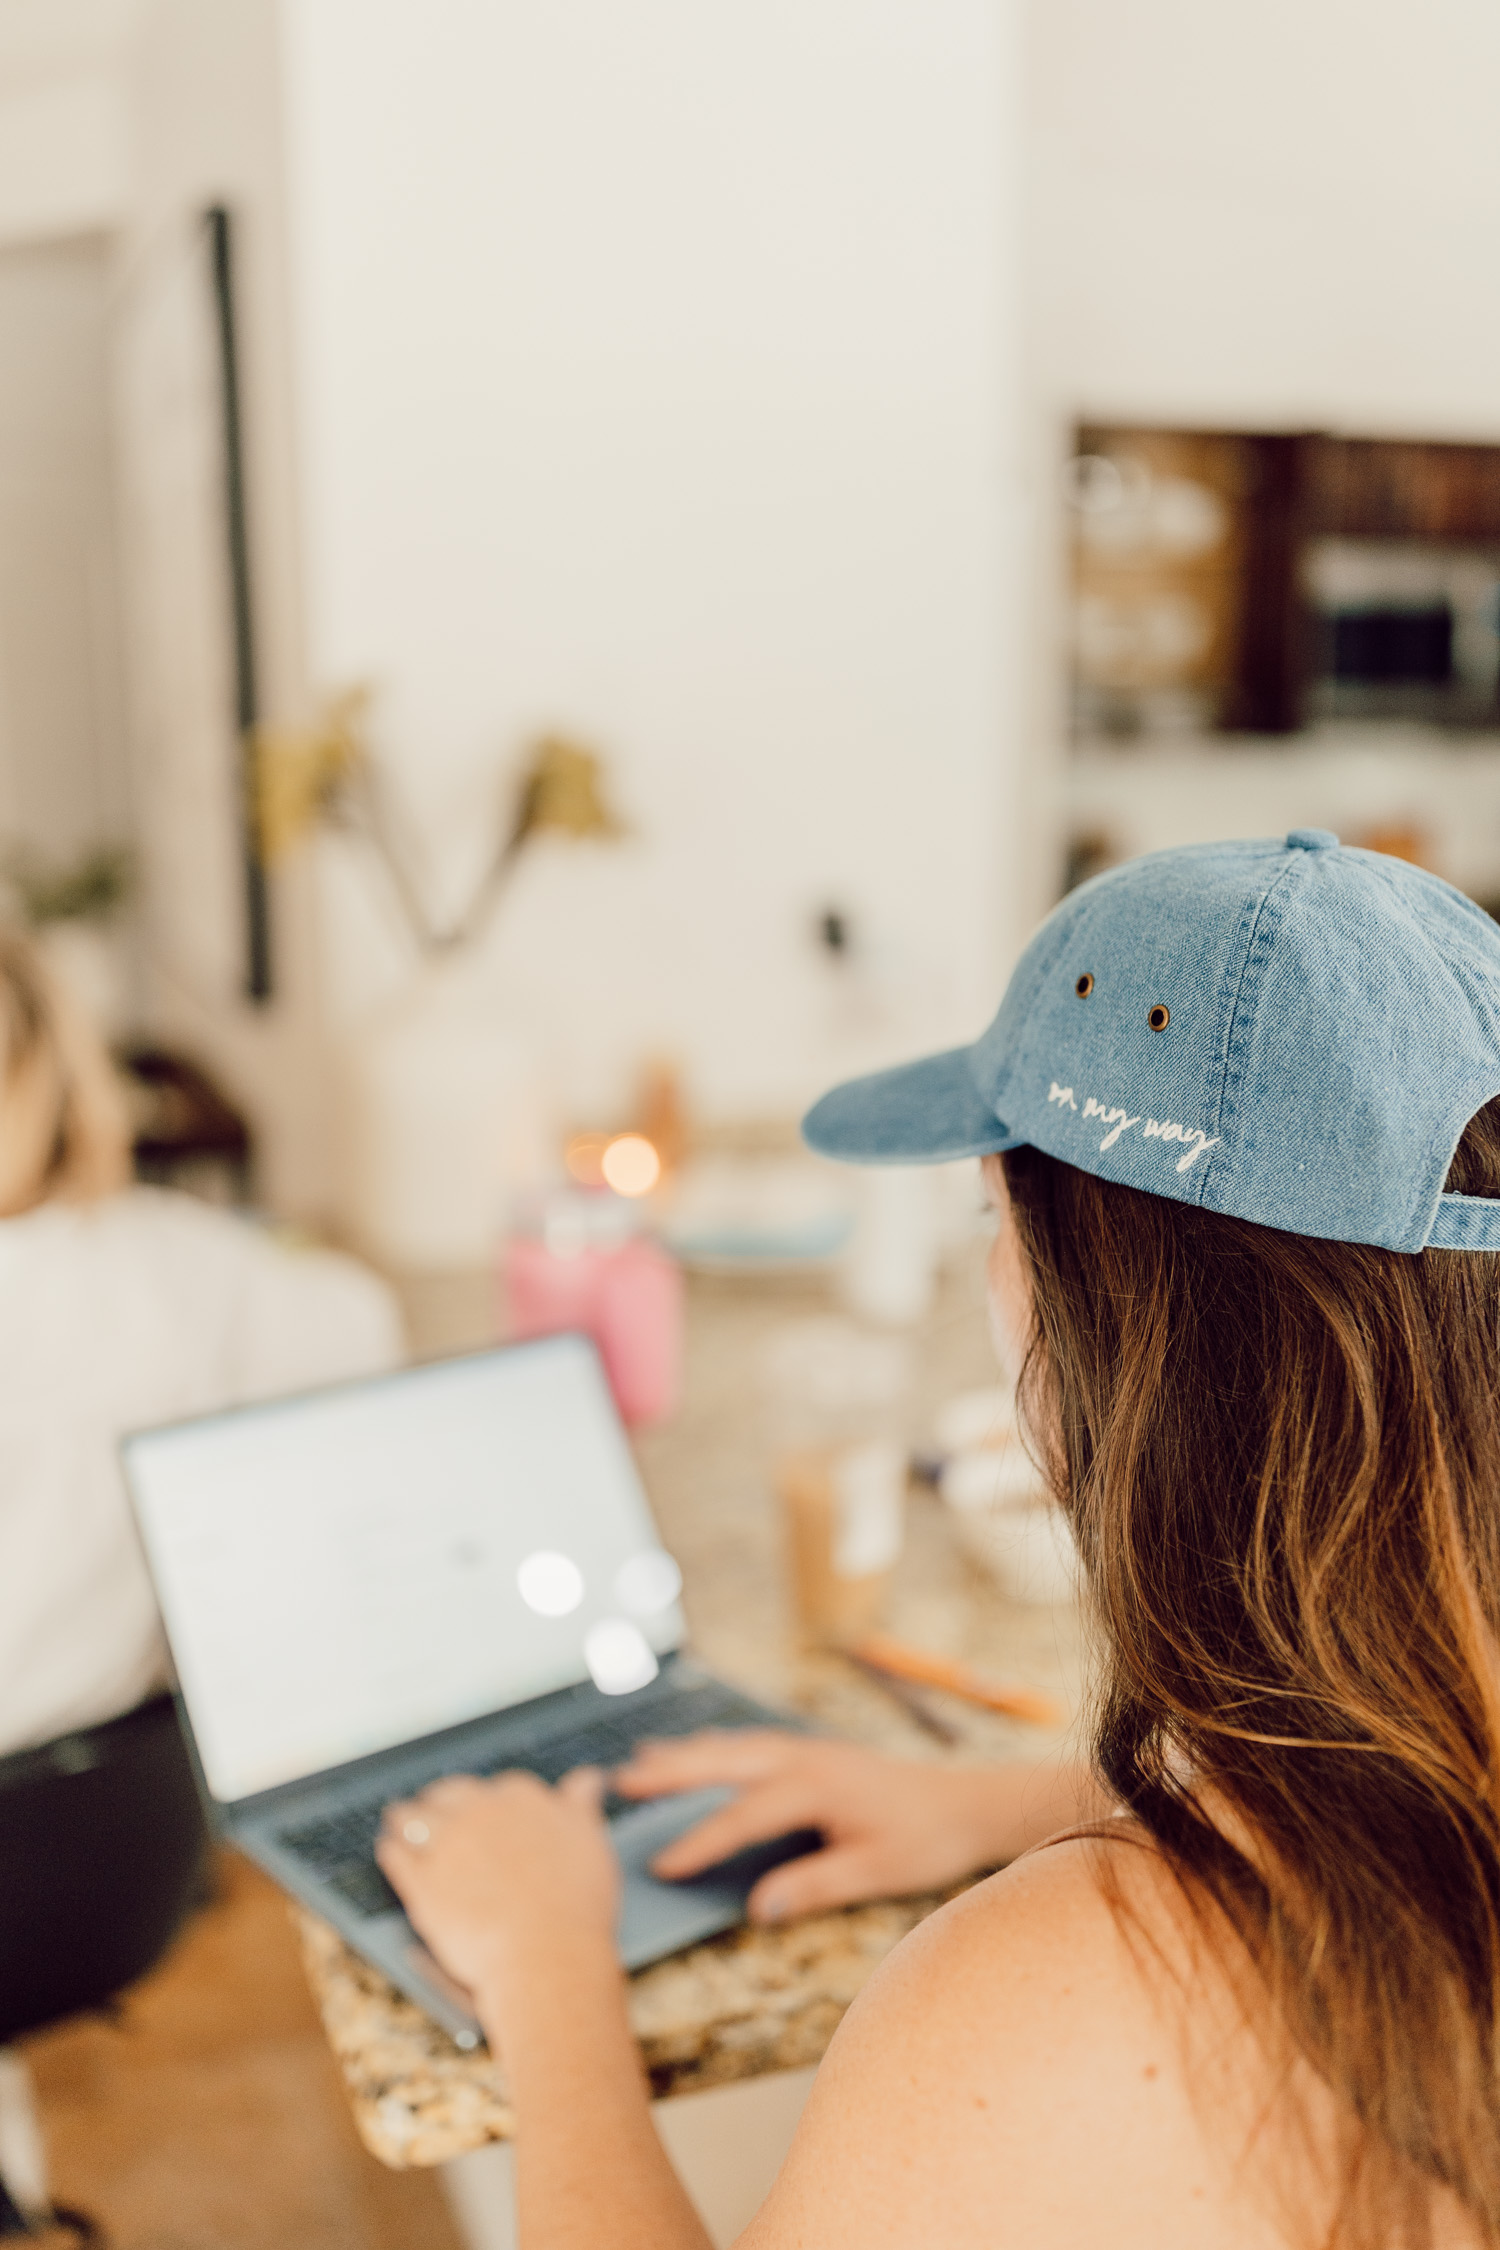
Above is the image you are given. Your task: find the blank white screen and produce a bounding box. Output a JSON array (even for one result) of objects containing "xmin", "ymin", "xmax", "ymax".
[{"xmin": 125, "ymin": 1337, "xmax": 683, "ymax": 1803}]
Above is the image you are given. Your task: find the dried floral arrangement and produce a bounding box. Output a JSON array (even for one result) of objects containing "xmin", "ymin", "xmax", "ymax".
[{"xmin": 253, "ymin": 691, "xmax": 623, "ymax": 958}]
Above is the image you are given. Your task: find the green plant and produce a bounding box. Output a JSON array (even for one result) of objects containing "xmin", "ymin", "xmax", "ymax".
[{"xmin": 1, "ymin": 844, "xmax": 134, "ymax": 926}]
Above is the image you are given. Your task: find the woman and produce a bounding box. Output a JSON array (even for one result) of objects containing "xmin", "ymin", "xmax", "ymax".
[
  {"xmin": 380, "ymin": 832, "xmax": 1500, "ymax": 2246},
  {"xmin": 0, "ymin": 927, "xmax": 402, "ymax": 1756}
]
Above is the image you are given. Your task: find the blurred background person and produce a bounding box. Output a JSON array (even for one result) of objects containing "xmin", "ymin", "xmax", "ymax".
[{"xmin": 0, "ymin": 925, "xmax": 401, "ymax": 1759}]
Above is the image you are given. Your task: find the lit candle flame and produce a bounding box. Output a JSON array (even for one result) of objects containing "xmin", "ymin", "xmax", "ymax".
[{"xmin": 601, "ymin": 1134, "xmax": 661, "ymax": 1198}]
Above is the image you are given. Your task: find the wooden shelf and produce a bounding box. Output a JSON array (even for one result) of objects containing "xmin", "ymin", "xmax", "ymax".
[{"xmin": 1071, "ymin": 426, "xmax": 1500, "ymax": 742}]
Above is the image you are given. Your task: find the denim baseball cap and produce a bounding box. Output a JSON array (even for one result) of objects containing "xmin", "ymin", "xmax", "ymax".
[{"xmin": 802, "ymin": 831, "xmax": 1500, "ymax": 1252}]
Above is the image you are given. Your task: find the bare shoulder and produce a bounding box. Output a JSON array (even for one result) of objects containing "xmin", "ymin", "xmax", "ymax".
[
  {"xmin": 736, "ymin": 1833, "xmax": 1290, "ymax": 2250},
  {"xmin": 856, "ymin": 1828, "xmax": 1196, "ymax": 2073}
]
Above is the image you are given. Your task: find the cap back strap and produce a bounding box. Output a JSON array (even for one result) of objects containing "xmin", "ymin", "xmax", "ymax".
[{"xmin": 1425, "ymin": 1191, "xmax": 1500, "ymax": 1251}]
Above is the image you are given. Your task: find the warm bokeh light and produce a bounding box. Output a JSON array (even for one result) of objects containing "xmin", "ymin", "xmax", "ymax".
[
  {"xmin": 564, "ymin": 1131, "xmax": 612, "ymax": 1187},
  {"xmin": 601, "ymin": 1134, "xmax": 662, "ymax": 1198}
]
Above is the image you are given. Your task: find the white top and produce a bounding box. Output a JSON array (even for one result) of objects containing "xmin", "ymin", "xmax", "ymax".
[{"xmin": 0, "ymin": 1188, "xmax": 403, "ymax": 1758}]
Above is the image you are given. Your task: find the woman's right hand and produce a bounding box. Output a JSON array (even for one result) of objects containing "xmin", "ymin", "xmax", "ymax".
[{"xmin": 613, "ymin": 1731, "xmax": 1080, "ymax": 1924}]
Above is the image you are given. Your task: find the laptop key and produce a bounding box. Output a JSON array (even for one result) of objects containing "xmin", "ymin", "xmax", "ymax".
[
  {"xmin": 323, "ymin": 1857, "xmax": 403, "ymax": 1918},
  {"xmin": 280, "ymin": 1805, "xmax": 383, "ymax": 1870},
  {"xmin": 275, "ymin": 1678, "xmax": 791, "ymax": 1916}
]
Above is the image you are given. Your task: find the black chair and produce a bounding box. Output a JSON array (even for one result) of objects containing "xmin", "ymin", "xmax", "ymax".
[{"xmin": 0, "ymin": 1696, "xmax": 209, "ymax": 2241}]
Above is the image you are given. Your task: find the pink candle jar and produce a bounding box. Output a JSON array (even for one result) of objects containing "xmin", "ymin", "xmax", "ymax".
[{"xmin": 502, "ymin": 1193, "xmax": 683, "ymax": 1426}]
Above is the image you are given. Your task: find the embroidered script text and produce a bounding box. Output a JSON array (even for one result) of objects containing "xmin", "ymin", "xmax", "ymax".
[{"xmin": 1047, "ymin": 1082, "xmax": 1219, "ymax": 1173}]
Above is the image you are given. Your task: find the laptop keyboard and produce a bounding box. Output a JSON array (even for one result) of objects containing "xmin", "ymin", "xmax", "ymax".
[{"xmin": 275, "ymin": 1676, "xmax": 775, "ymax": 1919}]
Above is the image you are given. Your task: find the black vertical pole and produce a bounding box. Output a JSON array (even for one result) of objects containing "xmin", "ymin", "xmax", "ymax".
[{"xmin": 206, "ymin": 204, "xmax": 272, "ymax": 1002}]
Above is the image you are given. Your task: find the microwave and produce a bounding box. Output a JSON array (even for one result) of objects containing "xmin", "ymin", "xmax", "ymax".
[{"xmin": 1303, "ymin": 539, "xmax": 1500, "ymax": 727}]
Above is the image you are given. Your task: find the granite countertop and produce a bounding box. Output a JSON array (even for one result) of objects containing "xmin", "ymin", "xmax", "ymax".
[
  {"xmin": 298, "ymin": 1875, "xmax": 967, "ymax": 2169},
  {"xmin": 301, "ymin": 1258, "xmax": 1085, "ymax": 2170}
]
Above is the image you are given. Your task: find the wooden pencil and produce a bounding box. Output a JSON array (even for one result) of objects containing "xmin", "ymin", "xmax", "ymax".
[{"xmin": 848, "ymin": 1632, "xmax": 1066, "ymax": 1729}]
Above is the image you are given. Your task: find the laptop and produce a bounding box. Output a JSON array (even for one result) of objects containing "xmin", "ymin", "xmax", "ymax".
[{"xmin": 122, "ymin": 1332, "xmax": 816, "ymax": 2048}]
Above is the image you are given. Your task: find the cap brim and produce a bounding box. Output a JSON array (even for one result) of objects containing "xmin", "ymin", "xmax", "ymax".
[{"xmin": 801, "ymin": 1045, "xmax": 1015, "ymax": 1166}]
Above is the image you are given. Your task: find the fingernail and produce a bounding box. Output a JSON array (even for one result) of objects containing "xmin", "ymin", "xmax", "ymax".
[{"xmin": 754, "ymin": 1892, "xmax": 788, "ymax": 1925}]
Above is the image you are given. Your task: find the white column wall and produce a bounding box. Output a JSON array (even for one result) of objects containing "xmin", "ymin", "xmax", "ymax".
[{"xmin": 280, "ymin": 1, "xmax": 1025, "ymax": 1127}]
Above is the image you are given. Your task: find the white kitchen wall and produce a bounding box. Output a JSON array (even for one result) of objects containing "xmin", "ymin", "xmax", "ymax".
[
  {"xmin": 280, "ymin": 0, "xmax": 1025, "ymax": 1131},
  {"xmin": 0, "ymin": 236, "xmax": 130, "ymax": 866},
  {"xmin": 0, "ymin": 0, "xmax": 133, "ymax": 245},
  {"xmin": 1028, "ymin": 0, "xmax": 1500, "ymax": 891},
  {"xmin": 0, "ymin": 0, "xmax": 135, "ymax": 979},
  {"xmin": 1029, "ymin": 0, "xmax": 1500, "ymax": 436}
]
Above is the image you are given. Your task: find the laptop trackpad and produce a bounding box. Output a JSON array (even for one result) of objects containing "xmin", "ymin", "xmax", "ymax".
[{"xmin": 610, "ymin": 1788, "xmax": 824, "ymax": 1969}]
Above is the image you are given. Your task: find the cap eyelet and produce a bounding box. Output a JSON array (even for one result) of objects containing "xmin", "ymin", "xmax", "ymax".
[
  {"xmin": 1148, "ymin": 1004, "xmax": 1170, "ymax": 1032},
  {"xmin": 1074, "ymin": 973, "xmax": 1095, "ymax": 998}
]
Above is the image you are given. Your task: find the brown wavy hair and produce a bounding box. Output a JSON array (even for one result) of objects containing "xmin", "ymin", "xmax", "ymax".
[{"xmin": 1002, "ymin": 1110, "xmax": 1500, "ymax": 2245}]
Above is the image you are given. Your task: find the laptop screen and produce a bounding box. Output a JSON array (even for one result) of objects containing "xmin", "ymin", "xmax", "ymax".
[{"xmin": 123, "ymin": 1335, "xmax": 686, "ymax": 1805}]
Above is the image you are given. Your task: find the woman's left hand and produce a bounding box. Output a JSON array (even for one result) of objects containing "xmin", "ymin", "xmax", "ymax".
[{"xmin": 376, "ymin": 1767, "xmax": 621, "ymax": 2007}]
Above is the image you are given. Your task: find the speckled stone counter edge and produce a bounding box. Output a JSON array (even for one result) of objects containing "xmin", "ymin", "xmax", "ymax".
[{"xmin": 298, "ymin": 1887, "xmax": 968, "ymax": 2170}]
